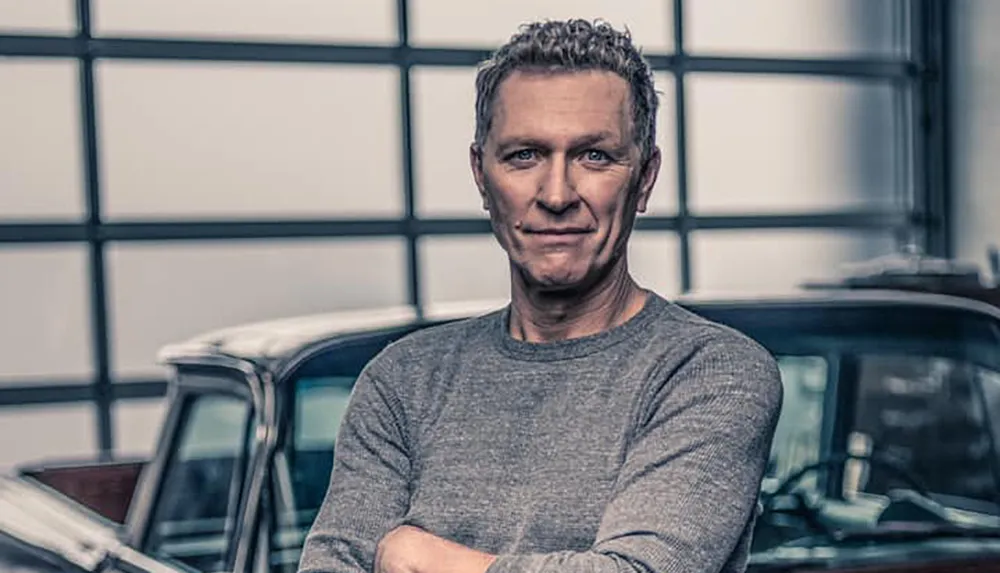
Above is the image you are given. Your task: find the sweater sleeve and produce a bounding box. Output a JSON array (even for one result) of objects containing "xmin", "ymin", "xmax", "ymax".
[
  {"xmin": 486, "ymin": 333, "xmax": 784, "ymax": 573},
  {"xmin": 298, "ymin": 363, "xmax": 413, "ymax": 573}
]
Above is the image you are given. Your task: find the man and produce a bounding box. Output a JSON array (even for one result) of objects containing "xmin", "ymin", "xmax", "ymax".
[{"xmin": 299, "ymin": 19, "xmax": 783, "ymax": 573}]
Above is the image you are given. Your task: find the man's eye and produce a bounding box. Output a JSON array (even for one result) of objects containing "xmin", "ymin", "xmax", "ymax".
[
  {"xmin": 584, "ymin": 150, "xmax": 611, "ymax": 163},
  {"xmin": 510, "ymin": 149, "xmax": 536, "ymax": 162}
]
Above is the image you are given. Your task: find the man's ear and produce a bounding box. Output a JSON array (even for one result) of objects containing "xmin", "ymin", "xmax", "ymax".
[
  {"xmin": 470, "ymin": 143, "xmax": 489, "ymax": 211},
  {"xmin": 636, "ymin": 147, "xmax": 662, "ymax": 214}
]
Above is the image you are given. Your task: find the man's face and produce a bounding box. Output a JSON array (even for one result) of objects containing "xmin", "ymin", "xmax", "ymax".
[{"xmin": 471, "ymin": 70, "xmax": 660, "ymax": 292}]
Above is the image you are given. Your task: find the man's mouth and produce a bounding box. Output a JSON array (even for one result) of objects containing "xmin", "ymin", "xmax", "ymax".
[{"xmin": 523, "ymin": 227, "xmax": 592, "ymax": 235}]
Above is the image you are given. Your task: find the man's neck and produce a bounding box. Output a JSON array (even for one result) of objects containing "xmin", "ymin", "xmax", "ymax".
[{"xmin": 508, "ymin": 264, "xmax": 649, "ymax": 343}]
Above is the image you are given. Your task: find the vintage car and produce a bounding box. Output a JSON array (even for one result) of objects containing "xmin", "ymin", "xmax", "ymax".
[{"xmin": 4, "ymin": 266, "xmax": 1000, "ymax": 572}]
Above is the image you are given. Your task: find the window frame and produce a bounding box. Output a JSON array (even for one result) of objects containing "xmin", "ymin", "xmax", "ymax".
[
  {"xmin": 0, "ymin": 0, "xmax": 950, "ymax": 490},
  {"xmin": 261, "ymin": 325, "xmax": 421, "ymax": 573}
]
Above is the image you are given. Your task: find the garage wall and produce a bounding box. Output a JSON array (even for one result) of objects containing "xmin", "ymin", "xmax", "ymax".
[{"xmin": 1, "ymin": 0, "xmax": 914, "ymax": 470}]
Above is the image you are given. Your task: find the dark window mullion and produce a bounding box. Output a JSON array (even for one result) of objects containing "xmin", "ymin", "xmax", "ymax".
[
  {"xmin": 77, "ymin": 0, "xmax": 114, "ymax": 459},
  {"xmin": 673, "ymin": 0, "xmax": 692, "ymax": 293},
  {"xmin": 397, "ymin": 0, "xmax": 422, "ymax": 318},
  {"xmin": 917, "ymin": 0, "xmax": 951, "ymax": 257}
]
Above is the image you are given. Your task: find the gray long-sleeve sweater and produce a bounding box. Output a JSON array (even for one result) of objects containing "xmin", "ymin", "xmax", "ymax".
[{"xmin": 298, "ymin": 293, "xmax": 784, "ymax": 573}]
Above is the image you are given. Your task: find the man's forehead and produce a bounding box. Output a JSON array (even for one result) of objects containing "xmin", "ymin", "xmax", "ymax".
[
  {"xmin": 490, "ymin": 69, "xmax": 633, "ymax": 141},
  {"xmin": 496, "ymin": 69, "xmax": 630, "ymax": 106}
]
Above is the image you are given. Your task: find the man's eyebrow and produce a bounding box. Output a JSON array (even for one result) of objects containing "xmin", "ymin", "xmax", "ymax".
[
  {"xmin": 568, "ymin": 131, "xmax": 618, "ymax": 149},
  {"xmin": 494, "ymin": 137, "xmax": 547, "ymax": 153},
  {"xmin": 494, "ymin": 131, "xmax": 620, "ymax": 153}
]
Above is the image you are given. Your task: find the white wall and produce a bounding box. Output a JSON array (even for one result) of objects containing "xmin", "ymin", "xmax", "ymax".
[
  {"xmin": 950, "ymin": 1, "xmax": 1000, "ymax": 274},
  {"xmin": 0, "ymin": 0, "xmax": 906, "ymax": 470}
]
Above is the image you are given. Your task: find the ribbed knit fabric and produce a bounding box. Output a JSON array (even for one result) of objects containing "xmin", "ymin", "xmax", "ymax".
[{"xmin": 298, "ymin": 293, "xmax": 783, "ymax": 573}]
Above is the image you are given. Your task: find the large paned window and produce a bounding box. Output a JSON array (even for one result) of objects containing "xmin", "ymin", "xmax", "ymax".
[{"xmin": 0, "ymin": 1, "xmax": 942, "ymax": 470}]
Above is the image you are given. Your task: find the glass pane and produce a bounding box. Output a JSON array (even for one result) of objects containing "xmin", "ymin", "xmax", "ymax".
[
  {"xmin": 107, "ymin": 238, "xmax": 408, "ymax": 378},
  {"xmin": 291, "ymin": 379, "xmax": 353, "ymax": 518},
  {"xmin": 0, "ymin": 245, "xmax": 92, "ymax": 383},
  {"xmin": 0, "ymin": 59, "xmax": 84, "ymax": 220},
  {"xmin": 146, "ymin": 393, "xmax": 251, "ymax": 573},
  {"xmin": 418, "ymin": 235, "xmax": 510, "ymax": 308},
  {"xmin": 628, "ymin": 231, "xmax": 681, "ymax": 297},
  {"xmin": 687, "ymin": 0, "xmax": 904, "ymax": 58},
  {"xmin": 764, "ymin": 356, "xmax": 828, "ymax": 491},
  {"xmin": 295, "ymin": 379, "xmax": 353, "ymax": 452},
  {"xmin": 97, "ymin": 61, "xmax": 403, "ymax": 219},
  {"xmin": 114, "ymin": 398, "xmax": 169, "ymax": 459},
  {"xmin": 411, "ymin": 0, "xmax": 672, "ymax": 51},
  {"xmin": 951, "ymin": 2, "xmax": 1000, "ymax": 275},
  {"xmin": 0, "ymin": 404, "xmax": 97, "ymax": 473},
  {"xmin": 271, "ymin": 377, "xmax": 355, "ymax": 573},
  {"xmin": 0, "ymin": 0, "xmax": 75, "ymax": 34},
  {"xmin": 93, "ymin": 0, "xmax": 396, "ymax": 44},
  {"xmin": 647, "ymin": 73, "xmax": 679, "ymax": 216},
  {"xmin": 979, "ymin": 370, "xmax": 1000, "ymax": 473},
  {"xmin": 691, "ymin": 230, "xmax": 897, "ymax": 293},
  {"xmin": 412, "ymin": 69, "xmax": 677, "ymax": 217},
  {"xmin": 852, "ymin": 355, "xmax": 1000, "ymax": 505},
  {"xmin": 411, "ymin": 67, "xmax": 482, "ymax": 219},
  {"xmin": 687, "ymin": 75, "xmax": 899, "ymax": 214}
]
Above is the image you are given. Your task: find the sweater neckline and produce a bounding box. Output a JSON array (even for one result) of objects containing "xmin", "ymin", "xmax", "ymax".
[{"xmin": 492, "ymin": 292, "xmax": 668, "ymax": 362}]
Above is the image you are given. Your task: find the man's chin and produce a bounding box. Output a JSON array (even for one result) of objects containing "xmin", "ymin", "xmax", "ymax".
[{"xmin": 520, "ymin": 268, "xmax": 591, "ymax": 293}]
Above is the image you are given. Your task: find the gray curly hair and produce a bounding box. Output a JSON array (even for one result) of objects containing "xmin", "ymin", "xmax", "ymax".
[{"xmin": 474, "ymin": 19, "xmax": 659, "ymax": 162}]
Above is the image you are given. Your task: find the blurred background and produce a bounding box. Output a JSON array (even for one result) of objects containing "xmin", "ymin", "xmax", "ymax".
[{"xmin": 0, "ymin": 0, "xmax": 995, "ymax": 472}]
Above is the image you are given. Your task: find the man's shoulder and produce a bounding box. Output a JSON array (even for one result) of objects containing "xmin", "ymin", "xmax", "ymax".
[
  {"xmin": 365, "ymin": 308, "xmax": 504, "ymax": 375},
  {"xmin": 653, "ymin": 297, "xmax": 772, "ymax": 357},
  {"xmin": 647, "ymin": 297, "xmax": 783, "ymax": 403}
]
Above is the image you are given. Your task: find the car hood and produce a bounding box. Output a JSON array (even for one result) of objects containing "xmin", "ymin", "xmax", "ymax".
[
  {"xmin": 0, "ymin": 474, "xmax": 188, "ymax": 573},
  {"xmin": 0, "ymin": 474, "xmax": 119, "ymax": 571},
  {"xmin": 0, "ymin": 531, "xmax": 84, "ymax": 573}
]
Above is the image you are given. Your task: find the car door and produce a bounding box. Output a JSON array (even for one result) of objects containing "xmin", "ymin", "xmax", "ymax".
[{"xmin": 123, "ymin": 364, "xmax": 265, "ymax": 573}]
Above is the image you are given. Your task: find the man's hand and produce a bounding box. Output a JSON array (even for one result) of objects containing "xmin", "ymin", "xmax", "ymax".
[{"xmin": 375, "ymin": 525, "xmax": 497, "ymax": 573}]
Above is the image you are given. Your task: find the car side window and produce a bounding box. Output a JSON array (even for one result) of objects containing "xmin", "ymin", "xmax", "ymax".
[
  {"xmin": 851, "ymin": 354, "xmax": 1000, "ymax": 507},
  {"xmin": 764, "ymin": 355, "xmax": 829, "ymax": 492},
  {"xmin": 978, "ymin": 368, "xmax": 1000, "ymax": 472},
  {"xmin": 287, "ymin": 376, "xmax": 354, "ymax": 513},
  {"xmin": 145, "ymin": 392, "xmax": 253, "ymax": 573}
]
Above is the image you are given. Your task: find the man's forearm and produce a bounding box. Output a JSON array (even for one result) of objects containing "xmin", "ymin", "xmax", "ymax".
[
  {"xmin": 376, "ymin": 528, "xmax": 639, "ymax": 573},
  {"xmin": 376, "ymin": 526, "xmax": 496, "ymax": 573}
]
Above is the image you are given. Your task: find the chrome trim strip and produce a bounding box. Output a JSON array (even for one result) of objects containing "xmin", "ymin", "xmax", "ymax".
[
  {"xmin": 232, "ymin": 368, "xmax": 278, "ymax": 573},
  {"xmin": 110, "ymin": 544, "xmax": 193, "ymax": 573},
  {"xmin": 123, "ymin": 373, "xmax": 183, "ymax": 547}
]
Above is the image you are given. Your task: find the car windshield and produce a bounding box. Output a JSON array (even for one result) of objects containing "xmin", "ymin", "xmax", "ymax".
[{"xmin": 692, "ymin": 300, "xmax": 1000, "ymax": 549}]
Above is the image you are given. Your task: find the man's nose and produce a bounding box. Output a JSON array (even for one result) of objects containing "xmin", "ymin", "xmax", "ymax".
[{"xmin": 536, "ymin": 156, "xmax": 579, "ymax": 214}]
